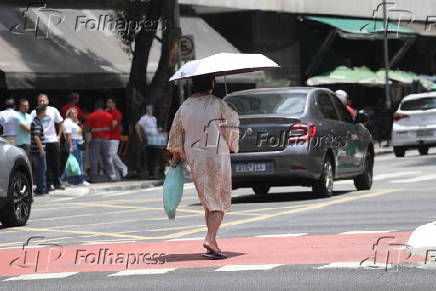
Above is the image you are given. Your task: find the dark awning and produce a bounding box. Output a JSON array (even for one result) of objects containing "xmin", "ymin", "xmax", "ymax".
[
  {"xmin": 0, "ymin": 8, "xmax": 260, "ymax": 90},
  {"xmin": 306, "ymin": 16, "xmax": 418, "ymax": 40}
]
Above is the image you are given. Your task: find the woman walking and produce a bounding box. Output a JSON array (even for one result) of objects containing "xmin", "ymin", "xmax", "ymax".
[
  {"xmin": 63, "ymin": 108, "xmax": 87, "ymax": 185},
  {"xmin": 167, "ymin": 73, "xmax": 239, "ymax": 259}
]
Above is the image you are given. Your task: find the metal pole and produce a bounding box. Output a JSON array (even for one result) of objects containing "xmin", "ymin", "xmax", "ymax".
[
  {"xmin": 174, "ymin": 0, "xmax": 184, "ymax": 105},
  {"xmin": 224, "ymin": 75, "xmax": 228, "ymax": 95},
  {"xmin": 383, "ymin": 0, "xmax": 392, "ymax": 110}
]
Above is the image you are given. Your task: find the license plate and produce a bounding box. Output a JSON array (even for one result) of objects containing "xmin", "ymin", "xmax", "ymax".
[
  {"xmin": 417, "ymin": 129, "xmax": 433, "ymax": 137},
  {"xmin": 235, "ymin": 162, "xmax": 267, "ymax": 173}
]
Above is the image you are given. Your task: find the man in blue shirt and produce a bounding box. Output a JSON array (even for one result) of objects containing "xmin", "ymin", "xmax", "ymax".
[{"xmin": 15, "ymin": 98, "xmax": 32, "ymax": 158}]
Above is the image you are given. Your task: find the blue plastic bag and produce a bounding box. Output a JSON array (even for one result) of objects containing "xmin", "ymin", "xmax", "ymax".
[
  {"xmin": 65, "ymin": 154, "xmax": 81, "ymax": 177},
  {"xmin": 163, "ymin": 161, "xmax": 185, "ymax": 219}
]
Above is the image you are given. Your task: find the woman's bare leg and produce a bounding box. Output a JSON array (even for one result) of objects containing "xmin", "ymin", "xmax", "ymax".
[{"xmin": 208, "ymin": 211, "xmax": 224, "ymax": 252}]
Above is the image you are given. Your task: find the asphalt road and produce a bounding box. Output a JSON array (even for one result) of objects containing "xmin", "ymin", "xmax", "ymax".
[{"xmin": 1, "ymin": 149, "xmax": 436, "ymax": 290}]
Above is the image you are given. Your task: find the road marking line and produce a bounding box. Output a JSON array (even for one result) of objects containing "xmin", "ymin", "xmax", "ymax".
[
  {"xmin": 256, "ymin": 233, "xmax": 307, "ymax": 237},
  {"xmin": 215, "ymin": 264, "xmax": 282, "ymax": 272},
  {"xmin": 316, "ymin": 262, "xmax": 392, "ymax": 269},
  {"xmin": 3, "ymin": 272, "xmax": 77, "ymax": 281},
  {"xmin": 28, "ymin": 214, "xmax": 95, "ymax": 222},
  {"xmin": 82, "ymin": 240, "xmax": 136, "ymax": 245},
  {"xmin": 109, "ymin": 268, "xmax": 176, "ymax": 276},
  {"xmin": 390, "ymin": 174, "xmax": 436, "ymax": 184},
  {"xmin": 339, "ymin": 230, "xmax": 395, "ymax": 235},
  {"xmin": 166, "ymin": 237, "xmax": 204, "ymax": 241},
  {"xmin": 374, "ymin": 171, "xmax": 420, "ymax": 181},
  {"xmin": 11, "ymin": 190, "xmax": 399, "ymax": 241}
]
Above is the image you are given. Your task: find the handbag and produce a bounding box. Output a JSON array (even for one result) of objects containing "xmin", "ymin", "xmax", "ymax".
[{"xmin": 162, "ymin": 161, "xmax": 185, "ymax": 219}]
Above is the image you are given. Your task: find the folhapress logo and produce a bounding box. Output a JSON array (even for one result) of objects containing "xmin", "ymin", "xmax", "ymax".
[{"xmin": 9, "ymin": 2, "xmax": 65, "ymax": 39}]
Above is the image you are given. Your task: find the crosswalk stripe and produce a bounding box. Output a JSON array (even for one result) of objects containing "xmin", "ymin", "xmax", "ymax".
[
  {"xmin": 255, "ymin": 233, "xmax": 307, "ymax": 237},
  {"xmin": 3, "ymin": 272, "xmax": 77, "ymax": 281},
  {"xmin": 374, "ymin": 171, "xmax": 420, "ymax": 181},
  {"xmin": 215, "ymin": 264, "xmax": 281, "ymax": 272},
  {"xmin": 339, "ymin": 230, "xmax": 395, "ymax": 235},
  {"xmin": 108, "ymin": 268, "xmax": 176, "ymax": 276},
  {"xmin": 166, "ymin": 237, "xmax": 203, "ymax": 241},
  {"xmin": 390, "ymin": 174, "xmax": 436, "ymax": 184}
]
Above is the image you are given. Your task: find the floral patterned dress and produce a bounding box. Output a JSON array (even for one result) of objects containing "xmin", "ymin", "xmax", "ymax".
[{"xmin": 167, "ymin": 95, "xmax": 240, "ymax": 212}]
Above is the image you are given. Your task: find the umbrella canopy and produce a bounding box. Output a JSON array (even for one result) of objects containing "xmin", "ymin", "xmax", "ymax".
[
  {"xmin": 169, "ymin": 53, "xmax": 279, "ymax": 81},
  {"xmin": 307, "ymin": 66, "xmax": 386, "ymax": 86},
  {"xmin": 376, "ymin": 70, "xmax": 436, "ymax": 90}
]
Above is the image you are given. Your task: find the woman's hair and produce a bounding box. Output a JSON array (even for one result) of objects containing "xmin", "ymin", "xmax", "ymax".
[
  {"xmin": 191, "ymin": 74, "xmax": 215, "ymax": 94},
  {"xmin": 66, "ymin": 107, "xmax": 77, "ymax": 119}
]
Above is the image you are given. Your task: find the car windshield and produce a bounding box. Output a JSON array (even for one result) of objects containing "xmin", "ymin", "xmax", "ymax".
[
  {"xmin": 225, "ymin": 92, "xmax": 307, "ymax": 116},
  {"xmin": 401, "ymin": 97, "xmax": 436, "ymax": 111}
]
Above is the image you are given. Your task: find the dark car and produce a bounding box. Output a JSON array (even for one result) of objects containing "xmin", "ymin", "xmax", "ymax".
[
  {"xmin": 0, "ymin": 137, "xmax": 33, "ymax": 227},
  {"xmin": 224, "ymin": 87, "xmax": 374, "ymax": 197}
]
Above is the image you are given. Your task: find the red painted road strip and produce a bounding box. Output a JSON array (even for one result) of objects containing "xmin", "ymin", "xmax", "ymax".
[{"xmin": 0, "ymin": 232, "xmax": 425, "ymax": 277}]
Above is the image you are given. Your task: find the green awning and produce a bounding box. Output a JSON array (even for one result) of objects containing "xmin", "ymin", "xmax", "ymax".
[
  {"xmin": 307, "ymin": 66, "xmax": 387, "ymax": 87},
  {"xmin": 306, "ymin": 16, "xmax": 418, "ymax": 39}
]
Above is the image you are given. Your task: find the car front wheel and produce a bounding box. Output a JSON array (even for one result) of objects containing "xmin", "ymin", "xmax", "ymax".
[
  {"xmin": 418, "ymin": 146, "xmax": 429, "ymax": 156},
  {"xmin": 0, "ymin": 171, "xmax": 32, "ymax": 227},
  {"xmin": 312, "ymin": 158, "xmax": 334, "ymax": 197}
]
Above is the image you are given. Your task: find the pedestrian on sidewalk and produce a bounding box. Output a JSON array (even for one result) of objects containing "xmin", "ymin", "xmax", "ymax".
[
  {"xmin": 15, "ymin": 98, "xmax": 32, "ymax": 158},
  {"xmin": 135, "ymin": 104, "xmax": 163, "ymax": 179},
  {"xmin": 106, "ymin": 98, "xmax": 128, "ymax": 179},
  {"xmin": 31, "ymin": 105, "xmax": 48, "ymax": 195},
  {"xmin": 31, "ymin": 94, "xmax": 65, "ymax": 191},
  {"xmin": 167, "ymin": 74, "xmax": 240, "ymax": 259},
  {"xmin": 86, "ymin": 99, "xmax": 116, "ymax": 183},
  {"xmin": 0, "ymin": 98, "xmax": 18, "ymax": 145},
  {"xmin": 63, "ymin": 107, "xmax": 88, "ymax": 185},
  {"xmin": 61, "ymin": 92, "xmax": 86, "ymax": 121}
]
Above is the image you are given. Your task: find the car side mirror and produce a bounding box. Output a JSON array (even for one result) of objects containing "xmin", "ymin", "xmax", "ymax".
[{"xmin": 354, "ymin": 111, "xmax": 369, "ymax": 124}]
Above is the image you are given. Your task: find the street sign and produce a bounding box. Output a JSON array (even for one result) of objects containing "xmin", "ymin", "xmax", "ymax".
[{"xmin": 180, "ymin": 35, "xmax": 195, "ymax": 61}]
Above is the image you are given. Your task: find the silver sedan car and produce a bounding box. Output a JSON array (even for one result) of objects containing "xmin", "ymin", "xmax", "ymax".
[
  {"xmin": 224, "ymin": 87, "xmax": 374, "ymax": 197},
  {"xmin": 0, "ymin": 137, "xmax": 33, "ymax": 227}
]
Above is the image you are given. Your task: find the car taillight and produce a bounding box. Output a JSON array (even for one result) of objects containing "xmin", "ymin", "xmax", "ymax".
[
  {"xmin": 289, "ymin": 123, "xmax": 317, "ymax": 144},
  {"xmin": 393, "ymin": 113, "xmax": 409, "ymax": 122}
]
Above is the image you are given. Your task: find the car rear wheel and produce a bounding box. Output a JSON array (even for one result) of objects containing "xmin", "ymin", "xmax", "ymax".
[
  {"xmin": 354, "ymin": 152, "xmax": 374, "ymax": 191},
  {"xmin": 0, "ymin": 171, "xmax": 32, "ymax": 227},
  {"xmin": 312, "ymin": 158, "xmax": 334, "ymax": 197},
  {"xmin": 252, "ymin": 185, "xmax": 270, "ymax": 196},
  {"xmin": 393, "ymin": 146, "xmax": 405, "ymax": 157},
  {"xmin": 418, "ymin": 146, "xmax": 429, "ymax": 156}
]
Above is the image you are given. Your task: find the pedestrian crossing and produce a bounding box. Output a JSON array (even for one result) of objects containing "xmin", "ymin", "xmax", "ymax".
[{"xmin": 335, "ymin": 170, "xmax": 435, "ymax": 185}]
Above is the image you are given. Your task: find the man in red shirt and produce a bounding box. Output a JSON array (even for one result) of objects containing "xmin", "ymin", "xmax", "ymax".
[
  {"xmin": 86, "ymin": 99, "xmax": 116, "ymax": 182},
  {"xmin": 106, "ymin": 98, "xmax": 128, "ymax": 179},
  {"xmin": 61, "ymin": 92, "xmax": 85, "ymax": 120}
]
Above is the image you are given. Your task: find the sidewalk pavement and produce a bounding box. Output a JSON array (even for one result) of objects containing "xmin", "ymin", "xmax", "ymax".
[
  {"xmin": 48, "ymin": 179, "xmax": 165, "ymax": 197},
  {"xmin": 48, "ymin": 145, "xmax": 392, "ymax": 198}
]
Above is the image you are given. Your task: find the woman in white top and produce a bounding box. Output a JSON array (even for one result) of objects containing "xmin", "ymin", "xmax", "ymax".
[{"xmin": 63, "ymin": 108, "xmax": 86, "ymax": 185}]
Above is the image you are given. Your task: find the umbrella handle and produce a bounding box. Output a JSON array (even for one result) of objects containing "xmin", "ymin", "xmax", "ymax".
[{"xmin": 224, "ymin": 75, "xmax": 228, "ymax": 95}]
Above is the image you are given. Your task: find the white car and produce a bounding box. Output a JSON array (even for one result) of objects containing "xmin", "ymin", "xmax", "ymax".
[{"xmin": 392, "ymin": 92, "xmax": 436, "ymax": 157}]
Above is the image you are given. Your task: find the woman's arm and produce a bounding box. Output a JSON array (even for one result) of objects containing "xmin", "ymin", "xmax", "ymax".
[
  {"xmin": 167, "ymin": 110, "xmax": 185, "ymax": 160},
  {"xmin": 66, "ymin": 132, "xmax": 73, "ymax": 153}
]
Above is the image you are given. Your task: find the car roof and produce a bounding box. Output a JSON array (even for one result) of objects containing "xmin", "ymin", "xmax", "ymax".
[
  {"xmin": 225, "ymin": 87, "xmax": 329, "ymax": 97},
  {"xmin": 402, "ymin": 91, "xmax": 436, "ymax": 101}
]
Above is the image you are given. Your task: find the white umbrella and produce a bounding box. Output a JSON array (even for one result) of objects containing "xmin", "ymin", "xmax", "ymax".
[{"xmin": 169, "ymin": 53, "xmax": 280, "ymax": 82}]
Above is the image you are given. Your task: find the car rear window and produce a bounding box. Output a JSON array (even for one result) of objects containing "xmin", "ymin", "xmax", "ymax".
[
  {"xmin": 225, "ymin": 93, "xmax": 307, "ymax": 116},
  {"xmin": 401, "ymin": 97, "xmax": 436, "ymax": 111}
]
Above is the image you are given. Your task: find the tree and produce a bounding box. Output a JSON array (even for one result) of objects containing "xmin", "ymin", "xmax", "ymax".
[{"xmin": 115, "ymin": 0, "xmax": 181, "ymax": 175}]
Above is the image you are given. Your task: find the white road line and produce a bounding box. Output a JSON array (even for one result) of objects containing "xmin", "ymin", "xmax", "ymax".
[
  {"xmin": 316, "ymin": 262, "xmax": 392, "ymax": 269},
  {"xmin": 215, "ymin": 264, "xmax": 282, "ymax": 272},
  {"xmin": 390, "ymin": 174, "xmax": 436, "ymax": 184},
  {"xmin": 166, "ymin": 237, "xmax": 204, "ymax": 241},
  {"xmin": 339, "ymin": 230, "xmax": 395, "ymax": 235},
  {"xmin": 255, "ymin": 233, "xmax": 307, "ymax": 238},
  {"xmin": 374, "ymin": 171, "xmax": 420, "ymax": 181},
  {"xmin": 108, "ymin": 268, "xmax": 176, "ymax": 276},
  {"xmin": 50, "ymin": 197, "xmax": 76, "ymax": 203},
  {"xmin": 3, "ymin": 272, "xmax": 77, "ymax": 281}
]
